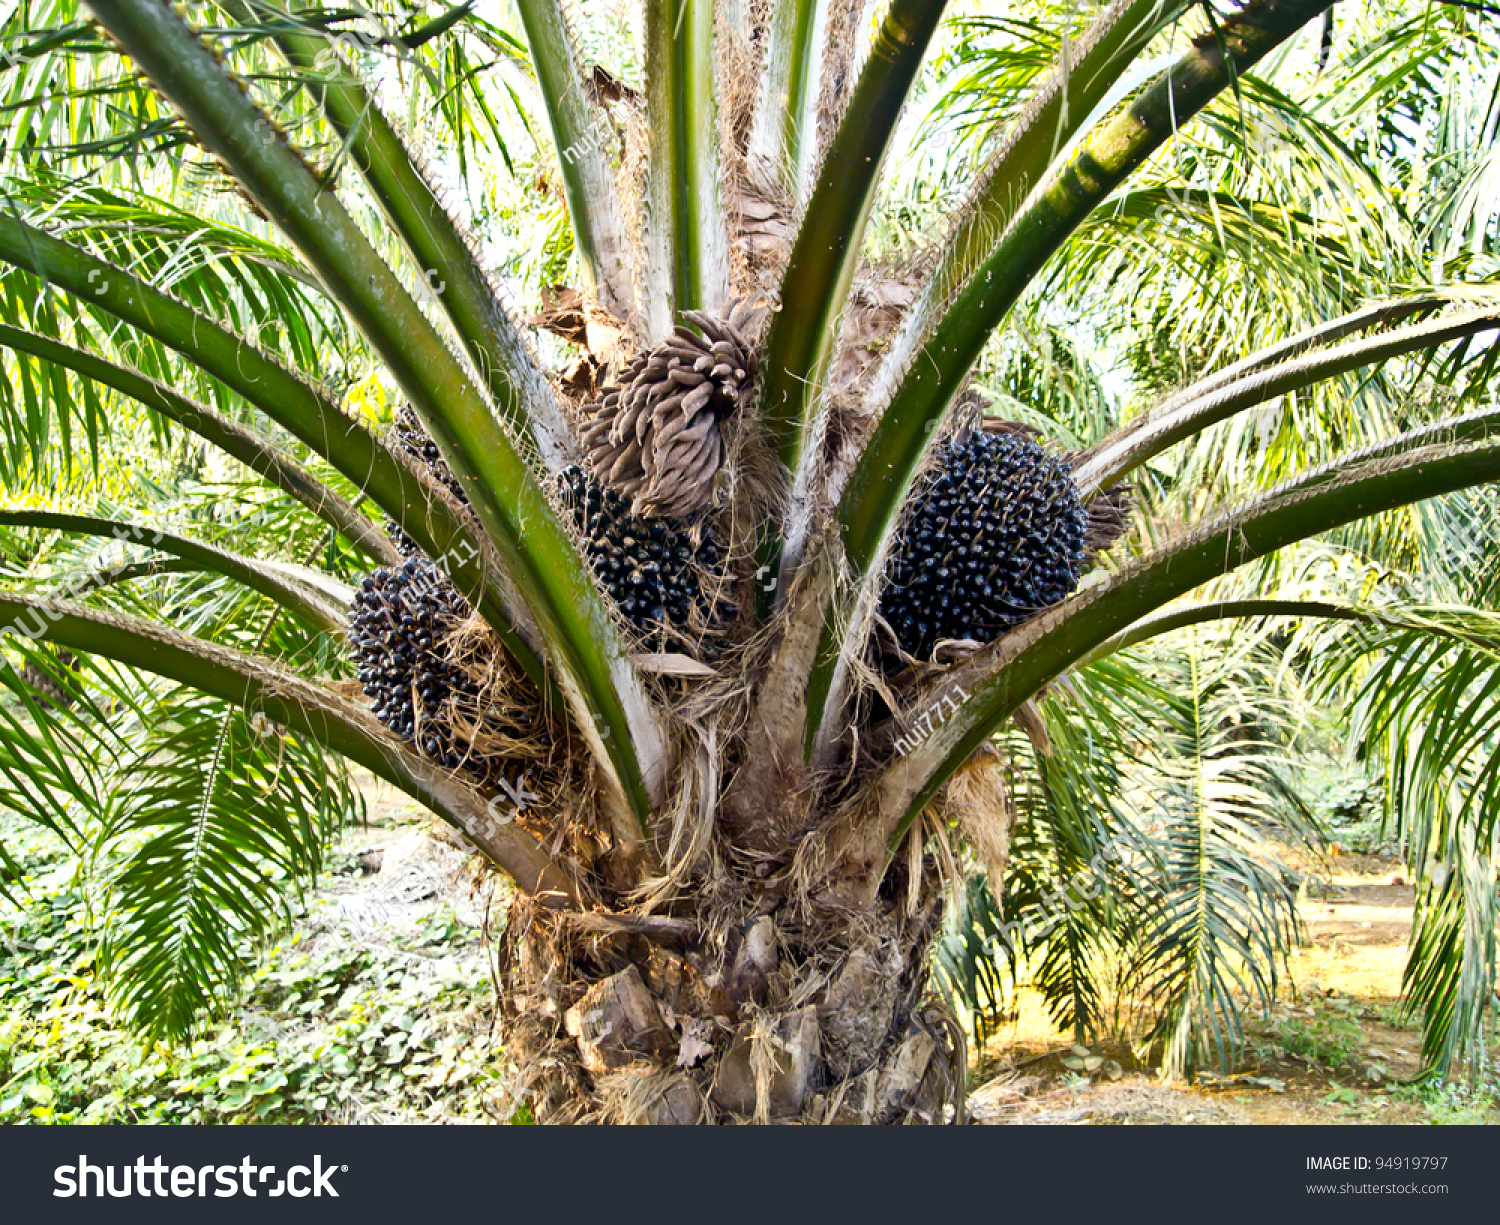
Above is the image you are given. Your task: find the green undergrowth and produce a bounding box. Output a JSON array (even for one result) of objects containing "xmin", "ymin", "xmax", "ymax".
[
  {"xmin": 1390, "ymin": 1069, "xmax": 1500, "ymax": 1124},
  {"xmin": 1257, "ymin": 1000, "xmax": 1366, "ymax": 1072},
  {"xmin": 0, "ymin": 814, "xmax": 525, "ymax": 1125}
]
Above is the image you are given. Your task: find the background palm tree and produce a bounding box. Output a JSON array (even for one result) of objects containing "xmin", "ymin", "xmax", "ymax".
[{"xmin": 0, "ymin": 0, "xmax": 1498, "ymax": 1121}]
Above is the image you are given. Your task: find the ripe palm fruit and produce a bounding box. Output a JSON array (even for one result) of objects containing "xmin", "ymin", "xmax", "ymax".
[
  {"xmin": 555, "ymin": 465, "xmax": 730, "ymax": 650},
  {"xmin": 579, "ymin": 300, "xmax": 762, "ymax": 518},
  {"xmin": 348, "ymin": 558, "xmax": 488, "ymax": 773},
  {"xmin": 880, "ymin": 431, "xmax": 1088, "ymax": 661},
  {"xmin": 391, "ymin": 406, "xmax": 468, "ymax": 502}
]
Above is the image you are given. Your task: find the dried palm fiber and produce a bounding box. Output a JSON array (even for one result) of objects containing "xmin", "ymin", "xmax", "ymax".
[
  {"xmin": 731, "ymin": 177, "xmax": 795, "ymax": 288},
  {"xmin": 1078, "ymin": 479, "xmax": 1133, "ymax": 559},
  {"xmin": 815, "ymin": 0, "xmax": 872, "ymax": 166},
  {"xmin": 831, "ymin": 272, "xmax": 921, "ymax": 397},
  {"xmin": 530, "ymin": 285, "xmax": 628, "ymax": 396},
  {"xmin": 531, "ymin": 284, "xmax": 590, "ymax": 346},
  {"xmin": 935, "ymin": 745, "xmax": 1015, "ymax": 889},
  {"xmin": 580, "ymin": 300, "xmax": 764, "ymax": 518}
]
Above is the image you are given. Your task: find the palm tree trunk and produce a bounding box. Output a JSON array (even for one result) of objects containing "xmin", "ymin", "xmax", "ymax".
[{"xmin": 497, "ymin": 779, "xmax": 971, "ymax": 1124}]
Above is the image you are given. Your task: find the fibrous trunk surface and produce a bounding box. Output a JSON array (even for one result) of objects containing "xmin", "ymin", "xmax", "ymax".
[{"xmin": 499, "ymin": 830, "xmax": 967, "ymax": 1125}]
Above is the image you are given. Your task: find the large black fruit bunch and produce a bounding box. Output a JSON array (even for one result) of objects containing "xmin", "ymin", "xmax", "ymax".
[
  {"xmin": 555, "ymin": 465, "xmax": 728, "ymax": 650},
  {"xmin": 880, "ymin": 431, "xmax": 1088, "ymax": 660},
  {"xmin": 349, "ymin": 558, "xmax": 484, "ymax": 771}
]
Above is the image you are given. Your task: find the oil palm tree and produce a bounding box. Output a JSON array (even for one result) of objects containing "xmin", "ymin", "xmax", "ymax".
[{"xmin": 1, "ymin": 0, "xmax": 1499, "ymax": 1122}]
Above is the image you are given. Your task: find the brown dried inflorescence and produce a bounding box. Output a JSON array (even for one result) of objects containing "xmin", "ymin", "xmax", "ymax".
[{"xmin": 579, "ymin": 301, "xmax": 764, "ymax": 518}]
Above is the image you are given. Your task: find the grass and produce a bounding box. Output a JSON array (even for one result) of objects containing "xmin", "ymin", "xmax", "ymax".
[
  {"xmin": 1255, "ymin": 998, "xmax": 1365, "ymax": 1072},
  {"xmin": 1391, "ymin": 1073, "xmax": 1500, "ymax": 1125},
  {"xmin": 1420, "ymin": 1081, "xmax": 1500, "ymax": 1125},
  {"xmin": 0, "ymin": 807, "xmax": 525, "ymax": 1125}
]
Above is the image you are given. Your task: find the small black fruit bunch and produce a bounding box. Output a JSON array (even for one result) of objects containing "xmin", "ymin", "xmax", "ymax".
[
  {"xmin": 384, "ymin": 406, "xmax": 470, "ymax": 558},
  {"xmin": 555, "ymin": 465, "xmax": 731, "ymax": 652},
  {"xmin": 880, "ymin": 430, "xmax": 1089, "ymax": 661},
  {"xmin": 348, "ymin": 557, "xmax": 492, "ymax": 773}
]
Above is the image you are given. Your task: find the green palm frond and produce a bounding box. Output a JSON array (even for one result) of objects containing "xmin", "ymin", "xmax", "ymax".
[
  {"xmin": 0, "ymin": 507, "xmax": 353, "ymax": 634},
  {"xmin": 15, "ymin": 181, "xmax": 346, "ymax": 359},
  {"xmin": 0, "ymin": 641, "xmax": 126, "ymax": 864},
  {"xmin": 1310, "ymin": 607, "xmax": 1500, "ymax": 1066},
  {"xmin": 1404, "ymin": 853, "xmax": 1495, "ymax": 1072},
  {"xmin": 0, "ymin": 635, "xmax": 356, "ymax": 1042},
  {"xmin": 1017, "ymin": 745, "xmax": 1126, "ymax": 1047},
  {"xmin": 0, "ymin": 321, "xmax": 398, "ymax": 561},
  {"xmin": 1319, "ymin": 610, "xmax": 1500, "ymax": 836},
  {"xmin": 935, "ymin": 637, "xmax": 1311, "ymax": 1064},
  {"xmin": 101, "ymin": 689, "xmax": 358, "ymax": 1041},
  {"xmin": 932, "ymin": 870, "xmax": 1016, "ymax": 1051},
  {"xmin": 0, "ymin": 2, "xmax": 184, "ymax": 167},
  {"xmin": 87, "ymin": 0, "xmax": 665, "ymax": 822},
  {"xmin": 920, "ymin": 14, "xmax": 1065, "ymax": 154},
  {"xmin": 1117, "ymin": 636, "xmax": 1304, "ymax": 1076},
  {"xmin": 998, "ymin": 662, "xmax": 1166, "ymax": 1044}
]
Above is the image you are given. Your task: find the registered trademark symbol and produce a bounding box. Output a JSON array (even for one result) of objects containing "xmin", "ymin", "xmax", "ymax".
[{"xmin": 341, "ymin": 1165, "xmax": 348, "ymax": 1172}]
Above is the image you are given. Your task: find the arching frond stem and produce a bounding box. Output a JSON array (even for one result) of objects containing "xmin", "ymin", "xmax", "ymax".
[
  {"xmin": 1073, "ymin": 301, "xmax": 1500, "ymax": 492},
  {"xmin": 512, "ymin": 0, "xmax": 641, "ymax": 326},
  {"xmin": 748, "ymin": 0, "xmax": 822, "ymax": 196},
  {"xmin": 241, "ymin": 0, "xmax": 579, "ymax": 468},
  {"xmin": 84, "ymin": 0, "xmax": 668, "ymax": 824},
  {"xmin": 861, "ymin": 0, "xmax": 1191, "ymax": 432},
  {"xmin": 643, "ymin": 0, "xmax": 730, "ymax": 323},
  {"xmin": 0, "ymin": 323, "xmax": 400, "ymax": 566},
  {"xmin": 0, "ymin": 508, "xmax": 352, "ymax": 634},
  {"xmin": 0, "ymin": 215, "xmax": 539, "ymax": 677},
  {"xmin": 803, "ymin": 0, "xmax": 1337, "ymax": 768},
  {"xmin": 0, "ymin": 591, "xmax": 576, "ymax": 902},
  {"xmin": 759, "ymin": 0, "xmax": 949, "ymax": 478},
  {"xmin": 843, "ymin": 0, "xmax": 1336, "ymax": 583}
]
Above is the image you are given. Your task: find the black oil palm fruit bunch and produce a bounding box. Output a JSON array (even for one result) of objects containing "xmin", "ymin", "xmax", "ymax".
[
  {"xmin": 555, "ymin": 464, "xmax": 730, "ymax": 651},
  {"xmin": 579, "ymin": 301, "xmax": 762, "ymax": 518},
  {"xmin": 385, "ymin": 406, "xmax": 470, "ymax": 558},
  {"xmin": 880, "ymin": 431, "xmax": 1089, "ymax": 661},
  {"xmin": 348, "ymin": 557, "xmax": 488, "ymax": 773}
]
